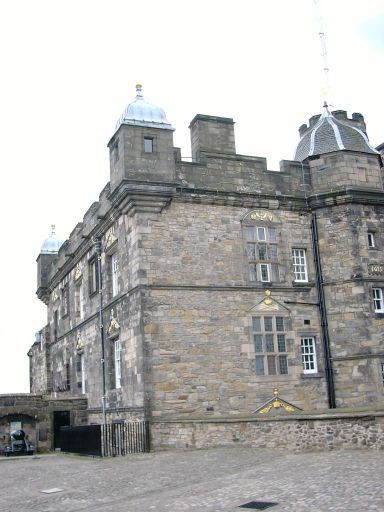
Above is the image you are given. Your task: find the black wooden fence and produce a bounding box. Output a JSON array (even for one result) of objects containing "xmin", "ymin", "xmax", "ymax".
[{"xmin": 60, "ymin": 421, "xmax": 150, "ymax": 457}]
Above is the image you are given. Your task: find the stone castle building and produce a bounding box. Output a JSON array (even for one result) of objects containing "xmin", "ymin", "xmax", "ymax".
[{"xmin": 30, "ymin": 85, "xmax": 384, "ymax": 427}]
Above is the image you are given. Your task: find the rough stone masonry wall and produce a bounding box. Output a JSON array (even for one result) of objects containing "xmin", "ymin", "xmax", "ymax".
[
  {"xmin": 143, "ymin": 287, "xmax": 328, "ymax": 418},
  {"xmin": 151, "ymin": 412, "xmax": 384, "ymax": 451}
]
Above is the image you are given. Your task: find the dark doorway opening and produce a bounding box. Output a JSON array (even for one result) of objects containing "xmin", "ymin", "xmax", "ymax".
[{"xmin": 53, "ymin": 411, "xmax": 70, "ymax": 449}]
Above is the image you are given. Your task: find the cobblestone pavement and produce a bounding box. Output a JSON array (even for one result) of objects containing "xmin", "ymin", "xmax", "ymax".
[{"xmin": 0, "ymin": 447, "xmax": 383, "ymax": 511}]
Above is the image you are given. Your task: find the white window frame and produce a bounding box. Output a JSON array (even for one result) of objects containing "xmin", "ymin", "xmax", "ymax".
[
  {"xmin": 300, "ymin": 337, "xmax": 318, "ymax": 374},
  {"xmin": 114, "ymin": 339, "xmax": 122, "ymax": 389},
  {"xmin": 257, "ymin": 227, "xmax": 266, "ymax": 241},
  {"xmin": 373, "ymin": 288, "xmax": 384, "ymax": 313},
  {"xmin": 111, "ymin": 253, "xmax": 119, "ymax": 297},
  {"xmin": 292, "ymin": 248, "xmax": 308, "ymax": 282},
  {"xmin": 368, "ymin": 232, "xmax": 375, "ymax": 248},
  {"xmin": 80, "ymin": 353, "xmax": 86, "ymax": 394},
  {"xmin": 260, "ymin": 263, "xmax": 270, "ymax": 282}
]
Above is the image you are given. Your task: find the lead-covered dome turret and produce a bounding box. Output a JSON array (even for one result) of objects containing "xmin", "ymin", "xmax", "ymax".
[
  {"xmin": 115, "ymin": 84, "xmax": 173, "ymax": 131},
  {"xmin": 294, "ymin": 103, "xmax": 379, "ymax": 162},
  {"xmin": 40, "ymin": 225, "xmax": 64, "ymax": 254}
]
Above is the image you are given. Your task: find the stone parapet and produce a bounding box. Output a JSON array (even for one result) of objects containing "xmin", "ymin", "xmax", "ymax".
[{"xmin": 151, "ymin": 410, "xmax": 384, "ymax": 451}]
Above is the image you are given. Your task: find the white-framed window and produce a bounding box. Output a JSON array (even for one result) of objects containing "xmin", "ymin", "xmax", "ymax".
[
  {"xmin": 368, "ymin": 232, "xmax": 375, "ymax": 248},
  {"xmin": 292, "ymin": 249, "xmax": 308, "ymax": 282},
  {"xmin": 300, "ymin": 337, "xmax": 318, "ymax": 374},
  {"xmin": 373, "ymin": 288, "xmax": 384, "ymax": 313},
  {"xmin": 111, "ymin": 253, "xmax": 119, "ymax": 297},
  {"xmin": 246, "ymin": 226, "xmax": 279, "ymax": 282},
  {"xmin": 114, "ymin": 339, "xmax": 122, "ymax": 389},
  {"xmin": 253, "ymin": 316, "xmax": 288, "ymax": 376}
]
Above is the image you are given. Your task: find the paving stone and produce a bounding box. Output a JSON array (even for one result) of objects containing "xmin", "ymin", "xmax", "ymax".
[{"xmin": 0, "ymin": 447, "xmax": 383, "ymax": 511}]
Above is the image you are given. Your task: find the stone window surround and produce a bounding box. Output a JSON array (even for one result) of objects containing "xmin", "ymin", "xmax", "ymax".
[
  {"xmin": 143, "ymin": 134, "xmax": 157, "ymax": 155},
  {"xmin": 367, "ymin": 231, "xmax": 375, "ymax": 249},
  {"xmin": 245, "ymin": 224, "xmax": 279, "ymax": 283},
  {"xmin": 252, "ymin": 315, "xmax": 289, "ymax": 376},
  {"xmin": 373, "ymin": 287, "xmax": 384, "ymax": 313},
  {"xmin": 74, "ymin": 280, "xmax": 85, "ymax": 320},
  {"xmin": 300, "ymin": 336, "xmax": 318, "ymax": 374},
  {"xmin": 292, "ymin": 248, "xmax": 309, "ymax": 282},
  {"xmin": 88, "ymin": 255, "xmax": 99, "ymax": 296},
  {"xmin": 61, "ymin": 283, "xmax": 70, "ymax": 318}
]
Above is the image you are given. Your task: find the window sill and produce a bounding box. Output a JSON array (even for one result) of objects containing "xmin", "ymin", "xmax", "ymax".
[
  {"xmin": 253, "ymin": 374, "xmax": 294, "ymax": 381},
  {"xmin": 301, "ymin": 372, "xmax": 323, "ymax": 379}
]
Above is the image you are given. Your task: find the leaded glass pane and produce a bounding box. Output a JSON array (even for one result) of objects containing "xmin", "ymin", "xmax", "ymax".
[
  {"xmin": 252, "ymin": 317, "xmax": 261, "ymax": 331},
  {"xmin": 264, "ymin": 317, "xmax": 273, "ymax": 331},
  {"xmin": 268, "ymin": 227, "xmax": 277, "ymax": 243},
  {"xmin": 266, "ymin": 334, "xmax": 274, "ymax": 352},
  {"xmin": 254, "ymin": 334, "xmax": 263, "ymax": 352},
  {"xmin": 277, "ymin": 334, "xmax": 286, "ymax": 352},
  {"xmin": 247, "ymin": 243, "xmax": 256, "ymax": 259},
  {"xmin": 255, "ymin": 356, "xmax": 265, "ymax": 375},
  {"xmin": 278, "ymin": 355, "xmax": 288, "ymax": 374},
  {"xmin": 267, "ymin": 356, "xmax": 276, "ymax": 375},
  {"xmin": 258, "ymin": 244, "xmax": 268, "ymax": 260},
  {"xmin": 269, "ymin": 245, "xmax": 278, "ymax": 261},
  {"xmin": 246, "ymin": 226, "xmax": 256, "ymax": 241},
  {"xmin": 271, "ymin": 263, "xmax": 279, "ymax": 282},
  {"xmin": 276, "ymin": 316, "xmax": 285, "ymax": 331}
]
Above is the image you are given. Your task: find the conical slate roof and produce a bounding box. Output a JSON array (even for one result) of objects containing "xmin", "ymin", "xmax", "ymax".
[
  {"xmin": 294, "ymin": 104, "xmax": 379, "ymax": 162},
  {"xmin": 115, "ymin": 84, "xmax": 173, "ymax": 131}
]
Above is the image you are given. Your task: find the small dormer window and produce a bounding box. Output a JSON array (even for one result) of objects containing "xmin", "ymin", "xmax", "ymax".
[{"xmin": 144, "ymin": 137, "xmax": 153, "ymax": 153}]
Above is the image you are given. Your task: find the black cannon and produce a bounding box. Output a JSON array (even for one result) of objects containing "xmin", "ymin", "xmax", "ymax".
[{"xmin": 3, "ymin": 429, "xmax": 35, "ymax": 457}]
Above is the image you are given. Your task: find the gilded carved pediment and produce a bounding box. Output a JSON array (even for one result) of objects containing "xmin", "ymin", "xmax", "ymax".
[
  {"xmin": 75, "ymin": 332, "xmax": 84, "ymax": 353},
  {"xmin": 254, "ymin": 388, "xmax": 302, "ymax": 415},
  {"xmin": 107, "ymin": 309, "xmax": 120, "ymax": 338},
  {"xmin": 249, "ymin": 290, "xmax": 290, "ymax": 313},
  {"xmin": 74, "ymin": 263, "xmax": 82, "ymax": 281},
  {"xmin": 105, "ymin": 232, "xmax": 118, "ymax": 251}
]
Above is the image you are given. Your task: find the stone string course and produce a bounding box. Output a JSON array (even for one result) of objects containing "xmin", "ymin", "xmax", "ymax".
[{"xmin": 151, "ymin": 412, "xmax": 384, "ymax": 451}]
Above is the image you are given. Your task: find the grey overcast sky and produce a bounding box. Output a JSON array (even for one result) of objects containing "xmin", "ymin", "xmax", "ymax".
[{"xmin": 0, "ymin": 0, "xmax": 383, "ymax": 393}]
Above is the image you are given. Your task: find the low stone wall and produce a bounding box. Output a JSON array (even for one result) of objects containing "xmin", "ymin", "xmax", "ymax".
[{"xmin": 151, "ymin": 411, "xmax": 384, "ymax": 451}]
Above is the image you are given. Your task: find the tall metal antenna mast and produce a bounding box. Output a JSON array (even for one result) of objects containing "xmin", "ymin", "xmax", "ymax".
[{"xmin": 313, "ymin": 0, "xmax": 331, "ymax": 105}]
